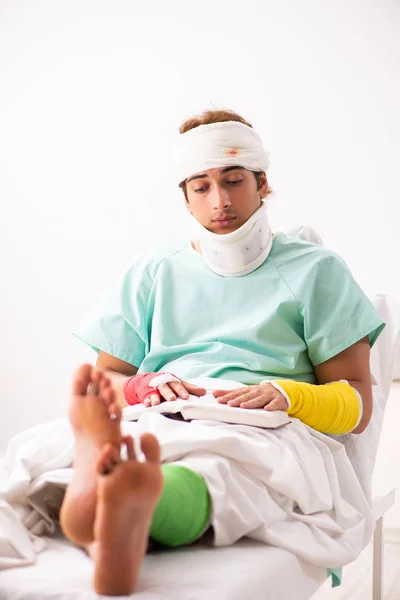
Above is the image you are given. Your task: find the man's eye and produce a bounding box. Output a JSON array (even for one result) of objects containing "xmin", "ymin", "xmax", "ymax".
[
  {"xmin": 227, "ymin": 179, "xmax": 243, "ymax": 185},
  {"xmin": 194, "ymin": 186, "xmax": 207, "ymax": 193}
]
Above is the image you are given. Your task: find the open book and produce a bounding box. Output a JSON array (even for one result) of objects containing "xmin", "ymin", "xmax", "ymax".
[{"xmin": 122, "ymin": 395, "xmax": 290, "ymax": 429}]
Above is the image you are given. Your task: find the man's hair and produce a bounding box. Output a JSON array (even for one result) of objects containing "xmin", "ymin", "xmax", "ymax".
[{"xmin": 178, "ymin": 108, "xmax": 272, "ymax": 201}]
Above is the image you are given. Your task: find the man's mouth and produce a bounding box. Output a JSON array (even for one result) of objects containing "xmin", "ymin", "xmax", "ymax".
[{"xmin": 213, "ymin": 216, "xmax": 236, "ymax": 223}]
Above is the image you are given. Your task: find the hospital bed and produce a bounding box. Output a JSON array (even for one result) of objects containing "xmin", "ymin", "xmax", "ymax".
[
  {"xmin": 0, "ymin": 492, "xmax": 395, "ymax": 600},
  {"xmin": 1, "ymin": 292, "xmax": 398, "ymax": 600}
]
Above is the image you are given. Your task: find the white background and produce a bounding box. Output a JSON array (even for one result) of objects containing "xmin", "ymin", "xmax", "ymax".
[{"xmin": 1, "ymin": 0, "xmax": 399, "ymax": 449}]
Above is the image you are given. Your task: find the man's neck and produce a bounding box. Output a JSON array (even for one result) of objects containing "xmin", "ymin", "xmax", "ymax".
[{"xmin": 191, "ymin": 240, "xmax": 202, "ymax": 255}]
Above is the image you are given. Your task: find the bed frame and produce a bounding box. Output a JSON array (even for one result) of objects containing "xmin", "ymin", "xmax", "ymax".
[{"xmin": 371, "ymin": 487, "xmax": 396, "ymax": 600}]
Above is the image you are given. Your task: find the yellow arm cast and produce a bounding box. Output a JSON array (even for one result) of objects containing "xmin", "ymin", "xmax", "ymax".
[{"xmin": 272, "ymin": 380, "xmax": 362, "ymax": 434}]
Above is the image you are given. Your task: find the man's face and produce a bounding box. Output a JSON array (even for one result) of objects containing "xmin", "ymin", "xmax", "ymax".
[{"xmin": 185, "ymin": 167, "xmax": 268, "ymax": 234}]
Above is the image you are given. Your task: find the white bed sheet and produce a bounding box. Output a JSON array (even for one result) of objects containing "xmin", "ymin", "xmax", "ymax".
[{"xmin": 0, "ymin": 531, "xmax": 328, "ymax": 600}]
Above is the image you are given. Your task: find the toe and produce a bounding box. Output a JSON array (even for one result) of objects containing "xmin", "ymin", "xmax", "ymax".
[
  {"xmin": 123, "ymin": 435, "xmax": 136, "ymax": 461},
  {"xmin": 140, "ymin": 434, "xmax": 161, "ymax": 464},
  {"xmin": 87, "ymin": 368, "xmax": 104, "ymax": 396},
  {"xmin": 96, "ymin": 447, "xmax": 110, "ymax": 475},
  {"xmin": 102, "ymin": 386, "xmax": 116, "ymax": 408},
  {"xmin": 108, "ymin": 445, "xmax": 120, "ymax": 468},
  {"xmin": 72, "ymin": 364, "xmax": 94, "ymax": 396},
  {"xmin": 91, "ymin": 368, "xmax": 104, "ymax": 386},
  {"xmin": 96, "ymin": 443, "xmax": 120, "ymax": 475},
  {"xmin": 99, "ymin": 376, "xmax": 111, "ymax": 398},
  {"xmin": 109, "ymin": 402, "xmax": 122, "ymax": 421}
]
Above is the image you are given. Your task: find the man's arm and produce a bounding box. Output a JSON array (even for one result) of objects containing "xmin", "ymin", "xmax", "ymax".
[
  {"xmin": 214, "ymin": 336, "xmax": 373, "ymax": 435},
  {"xmin": 95, "ymin": 351, "xmax": 207, "ymax": 408},
  {"xmin": 314, "ymin": 336, "xmax": 372, "ymax": 434},
  {"xmin": 96, "ymin": 351, "xmax": 138, "ymax": 408}
]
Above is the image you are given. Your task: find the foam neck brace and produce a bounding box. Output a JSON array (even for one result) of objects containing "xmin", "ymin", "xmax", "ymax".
[{"xmin": 195, "ymin": 201, "xmax": 273, "ymax": 277}]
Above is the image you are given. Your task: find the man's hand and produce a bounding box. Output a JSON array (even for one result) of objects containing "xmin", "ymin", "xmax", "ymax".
[
  {"xmin": 144, "ymin": 380, "xmax": 206, "ymax": 407},
  {"xmin": 213, "ymin": 383, "xmax": 289, "ymax": 411}
]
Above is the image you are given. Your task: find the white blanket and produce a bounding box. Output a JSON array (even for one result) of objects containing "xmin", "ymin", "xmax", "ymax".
[{"xmin": 0, "ymin": 390, "xmax": 375, "ymax": 572}]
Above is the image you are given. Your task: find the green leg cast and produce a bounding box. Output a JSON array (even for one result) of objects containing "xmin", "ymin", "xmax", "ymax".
[{"xmin": 149, "ymin": 464, "xmax": 211, "ymax": 547}]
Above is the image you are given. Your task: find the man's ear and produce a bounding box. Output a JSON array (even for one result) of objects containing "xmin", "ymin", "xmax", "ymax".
[
  {"xmin": 185, "ymin": 199, "xmax": 192, "ymax": 214},
  {"xmin": 259, "ymin": 173, "xmax": 269, "ymax": 199}
]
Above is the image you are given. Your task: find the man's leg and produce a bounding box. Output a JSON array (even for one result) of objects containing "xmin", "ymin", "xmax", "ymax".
[{"xmin": 149, "ymin": 463, "xmax": 211, "ymax": 547}]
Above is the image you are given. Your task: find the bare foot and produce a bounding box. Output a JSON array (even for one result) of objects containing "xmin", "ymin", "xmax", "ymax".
[
  {"xmin": 60, "ymin": 364, "xmax": 122, "ymax": 546},
  {"xmin": 93, "ymin": 434, "xmax": 163, "ymax": 596}
]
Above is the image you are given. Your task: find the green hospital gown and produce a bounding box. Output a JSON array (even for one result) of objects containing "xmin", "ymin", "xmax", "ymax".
[{"xmin": 74, "ymin": 233, "xmax": 385, "ymax": 383}]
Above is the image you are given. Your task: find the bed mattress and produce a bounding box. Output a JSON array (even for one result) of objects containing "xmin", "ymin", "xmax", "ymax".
[{"xmin": 0, "ymin": 532, "xmax": 327, "ymax": 600}]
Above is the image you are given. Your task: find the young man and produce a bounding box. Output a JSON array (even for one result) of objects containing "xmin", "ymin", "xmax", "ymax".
[{"xmin": 61, "ymin": 110, "xmax": 384, "ymax": 595}]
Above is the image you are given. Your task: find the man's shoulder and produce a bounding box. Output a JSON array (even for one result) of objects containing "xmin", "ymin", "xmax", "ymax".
[
  {"xmin": 110, "ymin": 239, "xmax": 190, "ymax": 297},
  {"xmin": 131, "ymin": 238, "xmax": 190, "ymax": 268},
  {"xmin": 269, "ymin": 233, "xmax": 347, "ymax": 281}
]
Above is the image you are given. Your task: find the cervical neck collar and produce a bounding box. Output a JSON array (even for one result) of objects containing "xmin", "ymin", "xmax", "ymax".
[{"xmin": 195, "ymin": 201, "xmax": 273, "ymax": 277}]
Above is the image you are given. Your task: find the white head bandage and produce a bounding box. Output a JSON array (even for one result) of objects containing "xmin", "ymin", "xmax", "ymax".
[{"xmin": 174, "ymin": 121, "xmax": 270, "ymax": 184}]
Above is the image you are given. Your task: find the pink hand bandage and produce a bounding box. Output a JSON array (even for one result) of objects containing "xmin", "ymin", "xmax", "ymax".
[{"xmin": 123, "ymin": 372, "xmax": 181, "ymax": 406}]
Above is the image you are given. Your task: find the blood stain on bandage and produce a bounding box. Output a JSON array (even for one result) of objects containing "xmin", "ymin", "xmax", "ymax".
[{"xmin": 225, "ymin": 147, "xmax": 240, "ymax": 157}]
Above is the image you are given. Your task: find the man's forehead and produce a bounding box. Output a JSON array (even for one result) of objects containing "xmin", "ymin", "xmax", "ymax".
[{"xmin": 187, "ymin": 166, "xmax": 246, "ymax": 183}]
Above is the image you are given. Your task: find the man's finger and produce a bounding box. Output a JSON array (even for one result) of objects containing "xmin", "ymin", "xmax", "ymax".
[
  {"xmin": 227, "ymin": 391, "xmax": 257, "ymax": 407},
  {"xmin": 264, "ymin": 399, "xmax": 281, "ymax": 411},
  {"xmin": 213, "ymin": 389, "xmax": 230, "ymax": 398},
  {"xmin": 169, "ymin": 381, "xmax": 190, "ymax": 399},
  {"xmin": 228, "ymin": 399, "xmax": 246, "ymax": 407},
  {"xmin": 216, "ymin": 395, "xmax": 229, "ymax": 404},
  {"xmin": 216, "ymin": 391, "xmax": 241, "ymax": 403},
  {"xmin": 219, "ymin": 388, "xmax": 259, "ymax": 405},
  {"xmin": 147, "ymin": 394, "xmax": 161, "ymax": 407},
  {"xmin": 217, "ymin": 392, "xmax": 245, "ymax": 404},
  {"xmin": 240, "ymin": 397, "xmax": 266, "ymax": 409},
  {"xmin": 181, "ymin": 381, "xmax": 207, "ymax": 396},
  {"xmin": 158, "ymin": 383, "xmax": 177, "ymax": 401},
  {"xmin": 213, "ymin": 387, "xmax": 248, "ymax": 400}
]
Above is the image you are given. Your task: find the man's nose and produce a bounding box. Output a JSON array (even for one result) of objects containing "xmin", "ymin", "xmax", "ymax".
[{"xmin": 212, "ymin": 186, "xmax": 231, "ymax": 210}]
